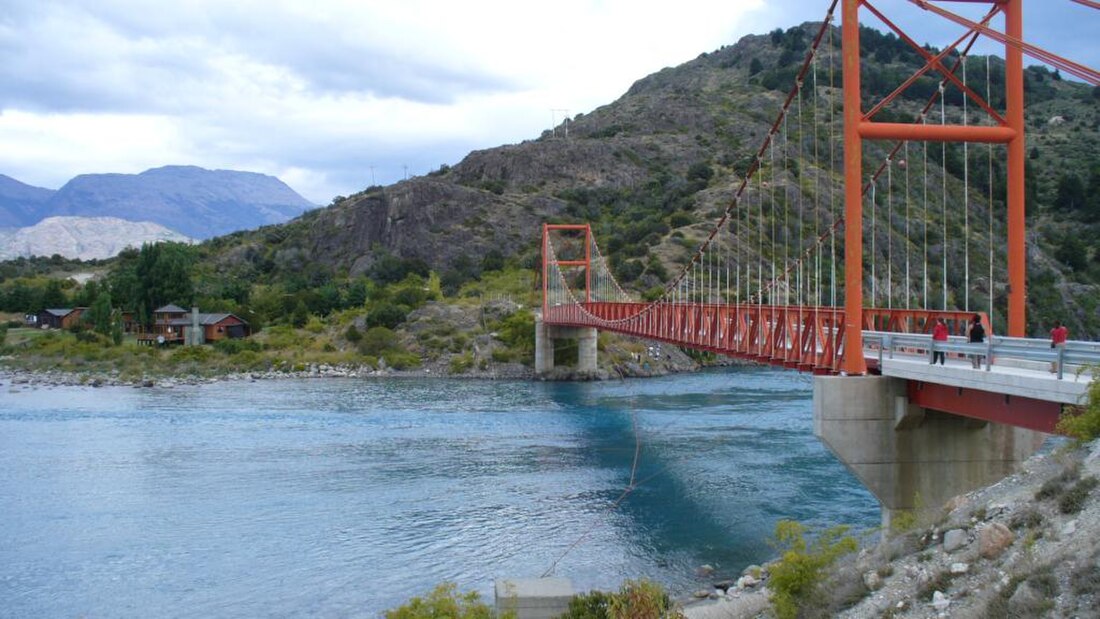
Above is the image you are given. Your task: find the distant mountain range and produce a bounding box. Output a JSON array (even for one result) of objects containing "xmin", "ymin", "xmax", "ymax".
[
  {"xmin": 0, "ymin": 216, "xmax": 192, "ymax": 261},
  {"xmin": 0, "ymin": 165, "xmax": 316, "ymax": 242}
]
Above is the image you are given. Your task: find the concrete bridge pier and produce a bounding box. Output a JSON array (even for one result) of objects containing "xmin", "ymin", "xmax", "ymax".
[
  {"xmin": 535, "ymin": 315, "xmax": 597, "ymax": 375},
  {"xmin": 814, "ymin": 375, "xmax": 1046, "ymax": 530}
]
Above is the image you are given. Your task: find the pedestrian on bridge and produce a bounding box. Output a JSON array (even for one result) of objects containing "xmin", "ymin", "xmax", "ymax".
[
  {"xmin": 931, "ymin": 318, "xmax": 948, "ymax": 365},
  {"xmin": 968, "ymin": 314, "xmax": 986, "ymax": 369},
  {"xmin": 1050, "ymin": 321, "xmax": 1069, "ymax": 373}
]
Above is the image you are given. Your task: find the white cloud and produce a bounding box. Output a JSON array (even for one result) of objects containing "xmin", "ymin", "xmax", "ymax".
[{"xmin": 0, "ymin": 0, "xmax": 1093, "ymax": 204}]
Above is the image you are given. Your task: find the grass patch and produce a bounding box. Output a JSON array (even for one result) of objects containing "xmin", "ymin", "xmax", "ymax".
[
  {"xmin": 1035, "ymin": 463, "xmax": 1081, "ymax": 501},
  {"xmin": 916, "ymin": 569, "xmax": 956, "ymax": 602},
  {"xmin": 985, "ymin": 566, "xmax": 1058, "ymax": 618},
  {"xmin": 1058, "ymin": 476, "xmax": 1098, "ymax": 514},
  {"xmin": 1009, "ymin": 506, "xmax": 1044, "ymax": 530},
  {"xmin": 1071, "ymin": 554, "xmax": 1100, "ymax": 596},
  {"xmin": 449, "ymin": 352, "xmax": 474, "ymax": 374}
]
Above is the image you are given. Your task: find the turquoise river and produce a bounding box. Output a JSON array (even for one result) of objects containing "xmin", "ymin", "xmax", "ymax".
[{"xmin": 0, "ymin": 367, "xmax": 879, "ymax": 617}]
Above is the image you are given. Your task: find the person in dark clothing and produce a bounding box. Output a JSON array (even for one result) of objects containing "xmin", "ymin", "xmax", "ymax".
[{"xmin": 968, "ymin": 314, "xmax": 986, "ymax": 369}]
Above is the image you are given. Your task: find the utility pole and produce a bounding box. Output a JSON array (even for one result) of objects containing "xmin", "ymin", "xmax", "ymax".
[{"xmin": 550, "ymin": 108, "xmax": 570, "ymax": 138}]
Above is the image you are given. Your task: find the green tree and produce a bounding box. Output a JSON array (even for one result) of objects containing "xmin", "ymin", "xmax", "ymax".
[
  {"xmin": 87, "ymin": 289, "xmax": 114, "ymax": 337},
  {"xmin": 110, "ymin": 313, "xmax": 123, "ymax": 345},
  {"xmin": 481, "ymin": 248, "xmax": 505, "ymax": 273},
  {"xmin": 2, "ymin": 281, "xmax": 38, "ymax": 313},
  {"xmin": 111, "ymin": 242, "xmax": 195, "ymax": 323},
  {"xmin": 1055, "ymin": 233, "xmax": 1089, "ymax": 272},
  {"xmin": 1085, "ymin": 166, "xmax": 1100, "ymax": 222},
  {"xmin": 1055, "ymin": 172, "xmax": 1086, "ymax": 212},
  {"xmin": 41, "ymin": 279, "xmax": 67, "ymax": 310},
  {"xmin": 346, "ymin": 278, "xmax": 368, "ymax": 308},
  {"xmin": 73, "ymin": 279, "xmax": 99, "ymax": 307},
  {"xmin": 749, "ymin": 57, "xmax": 764, "ymax": 76},
  {"xmin": 290, "ymin": 299, "xmax": 309, "ymax": 328}
]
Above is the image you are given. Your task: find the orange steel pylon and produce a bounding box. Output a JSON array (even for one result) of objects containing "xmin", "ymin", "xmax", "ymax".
[
  {"xmin": 542, "ymin": 223, "xmax": 592, "ymax": 317},
  {"xmin": 841, "ymin": 0, "xmax": 1027, "ymax": 375}
]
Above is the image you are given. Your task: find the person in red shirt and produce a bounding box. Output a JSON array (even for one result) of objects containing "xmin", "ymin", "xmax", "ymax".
[
  {"xmin": 1050, "ymin": 321, "xmax": 1069, "ymax": 373},
  {"xmin": 931, "ymin": 317, "xmax": 949, "ymax": 365}
]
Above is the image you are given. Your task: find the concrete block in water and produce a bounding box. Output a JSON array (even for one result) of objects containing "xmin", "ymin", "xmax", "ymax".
[{"xmin": 495, "ymin": 577, "xmax": 573, "ymax": 619}]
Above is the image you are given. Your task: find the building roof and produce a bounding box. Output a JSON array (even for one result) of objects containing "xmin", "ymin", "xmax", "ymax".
[
  {"xmin": 43, "ymin": 308, "xmax": 75, "ymax": 317},
  {"xmin": 164, "ymin": 313, "xmax": 248, "ymax": 327},
  {"xmin": 155, "ymin": 304, "xmax": 189, "ymax": 313}
]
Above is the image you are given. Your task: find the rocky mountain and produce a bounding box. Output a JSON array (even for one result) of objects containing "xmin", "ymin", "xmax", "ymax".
[
  {"xmin": 678, "ymin": 438, "xmax": 1100, "ymax": 618},
  {"xmin": 192, "ymin": 23, "xmax": 1100, "ymax": 337},
  {"xmin": 42, "ymin": 166, "xmax": 315, "ymax": 239},
  {"xmin": 0, "ymin": 216, "xmax": 192, "ymax": 260},
  {"xmin": 0, "ymin": 166, "xmax": 316, "ymax": 240},
  {"xmin": 0, "ymin": 174, "xmax": 55, "ymax": 228}
]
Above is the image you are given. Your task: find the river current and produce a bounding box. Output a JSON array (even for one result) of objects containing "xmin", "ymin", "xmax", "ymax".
[{"xmin": 0, "ymin": 367, "xmax": 878, "ymax": 617}]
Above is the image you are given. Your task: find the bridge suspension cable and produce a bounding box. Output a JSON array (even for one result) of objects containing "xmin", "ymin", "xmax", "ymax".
[
  {"xmin": 904, "ymin": 0, "xmax": 1100, "ymax": 85},
  {"xmin": 541, "ymin": 0, "xmax": 1090, "ymax": 372}
]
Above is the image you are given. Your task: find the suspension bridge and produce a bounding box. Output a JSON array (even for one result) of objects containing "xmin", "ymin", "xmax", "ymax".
[{"xmin": 537, "ymin": 0, "xmax": 1100, "ymax": 523}]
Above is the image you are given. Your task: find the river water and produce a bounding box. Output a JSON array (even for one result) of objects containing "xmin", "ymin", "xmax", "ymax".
[{"xmin": 0, "ymin": 368, "xmax": 878, "ymax": 617}]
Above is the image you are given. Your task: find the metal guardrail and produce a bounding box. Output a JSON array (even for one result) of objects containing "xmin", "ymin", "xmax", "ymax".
[{"xmin": 863, "ymin": 331, "xmax": 1100, "ymax": 381}]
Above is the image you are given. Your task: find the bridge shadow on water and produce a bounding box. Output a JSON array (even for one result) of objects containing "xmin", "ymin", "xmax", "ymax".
[{"xmin": 542, "ymin": 367, "xmax": 880, "ymax": 584}]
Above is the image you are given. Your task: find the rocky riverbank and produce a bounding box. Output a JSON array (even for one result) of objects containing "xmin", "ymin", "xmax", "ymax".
[
  {"xmin": 680, "ymin": 437, "xmax": 1100, "ymax": 618},
  {"xmin": 0, "ymin": 345, "xmax": 702, "ymax": 389}
]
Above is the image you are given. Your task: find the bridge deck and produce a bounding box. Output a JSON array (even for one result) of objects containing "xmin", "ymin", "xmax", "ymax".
[{"xmin": 874, "ymin": 350, "xmax": 1091, "ymax": 406}]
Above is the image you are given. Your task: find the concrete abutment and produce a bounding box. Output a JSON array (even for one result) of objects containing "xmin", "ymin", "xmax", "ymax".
[
  {"xmin": 814, "ymin": 375, "xmax": 1046, "ymax": 530},
  {"xmin": 534, "ymin": 315, "xmax": 597, "ymax": 375}
]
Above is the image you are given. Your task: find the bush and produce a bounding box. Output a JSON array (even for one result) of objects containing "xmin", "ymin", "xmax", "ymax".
[
  {"xmin": 367, "ymin": 302, "xmax": 408, "ymax": 329},
  {"xmin": 171, "ymin": 345, "xmax": 214, "ymax": 364},
  {"xmin": 768, "ymin": 520, "xmax": 858, "ymax": 619},
  {"xmin": 449, "ymin": 352, "xmax": 474, "ymax": 374},
  {"xmin": 228, "ymin": 350, "xmax": 269, "ymax": 370},
  {"xmin": 1071, "ymin": 554, "xmax": 1100, "ymax": 595},
  {"xmin": 916, "ymin": 569, "xmax": 956, "ymax": 602},
  {"xmin": 382, "ymin": 350, "xmax": 420, "ymax": 370},
  {"xmin": 384, "ymin": 582, "xmax": 509, "ymax": 619},
  {"xmin": 608, "ymin": 580, "xmax": 681, "ymax": 619},
  {"xmin": 1058, "ymin": 476, "xmax": 1098, "ymax": 514},
  {"xmin": 213, "ymin": 338, "xmax": 262, "ymax": 355},
  {"xmin": 560, "ymin": 589, "xmax": 612, "ymax": 619},
  {"xmin": 1036, "ymin": 463, "xmax": 1080, "ymax": 501},
  {"xmin": 1056, "ymin": 377, "xmax": 1100, "ymax": 440},
  {"xmin": 493, "ymin": 309, "xmax": 535, "ymax": 361},
  {"xmin": 304, "ymin": 315, "xmax": 325, "ymax": 334},
  {"xmin": 558, "ymin": 580, "xmax": 681, "ymax": 619},
  {"xmin": 359, "ymin": 327, "xmax": 398, "ymax": 357}
]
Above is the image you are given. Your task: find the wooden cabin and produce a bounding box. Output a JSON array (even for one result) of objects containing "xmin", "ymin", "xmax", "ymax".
[
  {"xmin": 37, "ymin": 307, "xmax": 86, "ymax": 330},
  {"xmin": 197, "ymin": 313, "xmax": 250, "ymax": 342},
  {"xmin": 137, "ymin": 305, "xmax": 250, "ymax": 345}
]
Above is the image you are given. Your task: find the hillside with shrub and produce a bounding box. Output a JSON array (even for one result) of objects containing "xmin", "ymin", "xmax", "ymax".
[{"xmin": 1, "ymin": 22, "xmax": 1098, "ymax": 374}]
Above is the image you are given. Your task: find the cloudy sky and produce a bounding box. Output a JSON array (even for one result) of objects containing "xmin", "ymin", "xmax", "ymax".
[{"xmin": 0, "ymin": 0, "xmax": 1095, "ymax": 204}]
